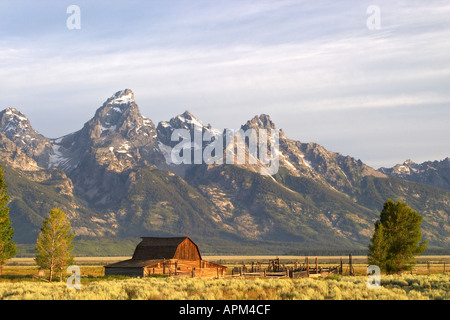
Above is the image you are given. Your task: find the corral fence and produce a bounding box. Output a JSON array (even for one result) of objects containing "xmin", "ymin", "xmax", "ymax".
[
  {"xmin": 223, "ymin": 254, "xmax": 450, "ymax": 279},
  {"xmin": 411, "ymin": 260, "xmax": 448, "ymax": 275},
  {"xmin": 227, "ymin": 256, "xmax": 350, "ymax": 279}
]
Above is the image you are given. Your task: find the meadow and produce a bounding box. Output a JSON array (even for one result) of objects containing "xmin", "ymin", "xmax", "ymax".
[
  {"xmin": 0, "ymin": 274, "xmax": 448, "ymax": 300},
  {"xmin": 0, "ymin": 256, "xmax": 448, "ymax": 300}
]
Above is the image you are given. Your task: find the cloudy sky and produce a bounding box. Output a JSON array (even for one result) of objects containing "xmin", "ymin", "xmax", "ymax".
[{"xmin": 0, "ymin": 0, "xmax": 449, "ymax": 168}]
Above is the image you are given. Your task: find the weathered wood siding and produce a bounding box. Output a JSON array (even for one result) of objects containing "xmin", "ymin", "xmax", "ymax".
[
  {"xmin": 173, "ymin": 238, "xmax": 201, "ymax": 261},
  {"xmin": 143, "ymin": 259, "xmax": 226, "ymax": 277}
]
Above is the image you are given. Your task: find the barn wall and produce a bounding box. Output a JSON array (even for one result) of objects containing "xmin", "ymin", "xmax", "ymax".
[
  {"xmin": 144, "ymin": 259, "xmax": 226, "ymax": 278},
  {"xmin": 194, "ymin": 268, "xmax": 225, "ymax": 277},
  {"xmin": 173, "ymin": 239, "xmax": 201, "ymax": 261}
]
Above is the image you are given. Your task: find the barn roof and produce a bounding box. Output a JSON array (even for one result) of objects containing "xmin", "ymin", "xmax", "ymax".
[{"xmin": 131, "ymin": 237, "xmax": 201, "ymax": 260}]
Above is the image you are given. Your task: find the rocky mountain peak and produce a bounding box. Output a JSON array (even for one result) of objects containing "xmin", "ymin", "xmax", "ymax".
[
  {"xmin": 180, "ymin": 110, "xmax": 195, "ymax": 119},
  {"xmin": 85, "ymin": 89, "xmax": 155, "ymax": 141},
  {"xmin": 0, "ymin": 107, "xmax": 32, "ymax": 137},
  {"xmin": 105, "ymin": 89, "xmax": 135, "ymax": 106},
  {"xmin": 96, "ymin": 89, "xmax": 138, "ymax": 120},
  {"xmin": 44, "ymin": 89, "xmax": 158, "ymax": 176},
  {"xmin": 156, "ymin": 110, "xmax": 208, "ymax": 149},
  {"xmin": 172, "ymin": 110, "xmax": 203, "ymax": 128},
  {"xmin": 242, "ymin": 114, "xmax": 276, "ymax": 131},
  {"xmin": 0, "ymin": 108, "xmax": 53, "ymax": 168}
]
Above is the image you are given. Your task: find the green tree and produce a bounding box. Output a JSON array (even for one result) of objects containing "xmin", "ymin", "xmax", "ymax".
[
  {"xmin": 0, "ymin": 165, "xmax": 16, "ymax": 275},
  {"xmin": 368, "ymin": 199, "xmax": 427, "ymax": 273},
  {"xmin": 35, "ymin": 207, "xmax": 74, "ymax": 281}
]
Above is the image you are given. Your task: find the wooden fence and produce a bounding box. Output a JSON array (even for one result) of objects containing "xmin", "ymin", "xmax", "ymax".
[
  {"xmin": 229, "ymin": 256, "xmax": 345, "ymax": 279},
  {"xmin": 177, "ymin": 256, "xmax": 448, "ymax": 279},
  {"xmin": 411, "ymin": 261, "xmax": 447, "ymax": 275}
]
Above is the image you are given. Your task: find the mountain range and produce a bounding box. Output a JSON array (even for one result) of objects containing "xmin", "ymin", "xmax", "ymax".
[
  {"xmin": 379, "ymin": 158, "xmax": 450, "ymax": 191},
  {"xmin": 1, "ymin": 89, "xmax": 449, "ymax": 255}
]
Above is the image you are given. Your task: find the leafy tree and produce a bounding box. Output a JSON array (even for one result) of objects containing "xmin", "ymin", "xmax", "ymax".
[
  {"xmin": 368, "ymin": 199, "xmax": 427, "ymax": 273},
  {"xmin": 0, "ymin": 165, "xmax": 16, "ymax": 275},
  {"xmin": 35, "ymin": 207, "xmax": 74, "ymax": 281}
]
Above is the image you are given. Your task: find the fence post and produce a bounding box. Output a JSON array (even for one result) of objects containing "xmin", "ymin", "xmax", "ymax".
[
  {"xmin": 427, "ymin": 261, "xmax": 430, "ymax": 274},
  {"xmin": 349, "ymin": 254, "xmax": 354, "ymax": 276},
  {"xmin": 340, "ymin": 258, "xmax": 343, "ymax": 275},
  {"xmin": 315, "ymin": 257, "xmax": 318, "ymax": 274},
  {"xmin": 306, "ymin": 257, "xmax": 309, "ymax": 277}
]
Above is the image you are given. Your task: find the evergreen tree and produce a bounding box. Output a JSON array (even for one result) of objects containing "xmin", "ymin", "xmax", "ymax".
[
  {"xmin": 0, "ymin": 164, "xmax": 16, "ymax": 275},
  {"xmin": 35, "ymin": 207, "xmax": 74, "ymax": 281},
  {"xmin": 368, "ymin": 199, "xmax": 427, "ymax": 273}
]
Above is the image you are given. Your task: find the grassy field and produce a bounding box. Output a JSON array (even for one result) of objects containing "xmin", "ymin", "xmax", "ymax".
[
  {"xmin": 1, "ymin": 256, "xmax": 448, "ymax": 300},
  {"xmin": 0, "ymin": 274, "xmax": 448, "ymax": 300}
]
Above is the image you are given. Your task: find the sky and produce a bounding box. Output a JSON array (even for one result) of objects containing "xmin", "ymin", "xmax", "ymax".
[{"xmin": 0, "ymin": 0, "xmax": 449, "ymax": 168}]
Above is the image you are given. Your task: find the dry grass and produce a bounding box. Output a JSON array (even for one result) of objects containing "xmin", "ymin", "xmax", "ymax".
[
  {"xmin": 0, "ymin": 274, "xmax": 448, "ymax": 300},
  {"xmin": 1, "ymin": 255, "xmax": 449, "ymax": 300}
]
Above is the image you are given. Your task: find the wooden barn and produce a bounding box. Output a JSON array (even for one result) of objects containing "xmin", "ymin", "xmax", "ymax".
[{"xmin": 104, "ymin": 237, "xmax": 226, "ymax": 278}]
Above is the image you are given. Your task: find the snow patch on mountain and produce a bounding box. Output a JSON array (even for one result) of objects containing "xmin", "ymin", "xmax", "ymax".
[
  {"xmin": 142, "ymin": 117, "xmax": 152, "ymax": 126},
  {"xmin": 100, "ymin": 124, "xmax": 117, "ymax": 132},
  {"xmin": 48, "ymin": 143, "xmax": 72, "ymax": 170},
  {"xmin": 109, "ymin": 90, "xmax": 134, "ymax": 105},
  {"xmin": 300, "ymin": 155, "xmax": 313, "ymax": 169}
]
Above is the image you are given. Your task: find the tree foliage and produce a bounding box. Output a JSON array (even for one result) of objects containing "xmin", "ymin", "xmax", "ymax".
[
  {"xmin": 35, "ymin": 207, "xmax": 74, "ymax": 281},
  {"xmin": 0, "ymin": 165, "xmax": 16, "ymax": 274},
  {"xmin": 368, "ymin": 199, "xmax": 427, "ymax": 273}
]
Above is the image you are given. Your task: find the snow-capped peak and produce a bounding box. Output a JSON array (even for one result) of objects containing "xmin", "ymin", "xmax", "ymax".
[
  {"xmin": 178, "ymin": 110, "xmax": 204, "ymax": 127},
  {"xmin": 0, "ymin": 107, "xmax": 31, "ymax": 135},
  {"xmin": 2, "ymin": 107, "xmax": 29, "ymax": 122},
  {"xmin": 108, "ymin": 89, "xmax": 135, "ymax": 105}
]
